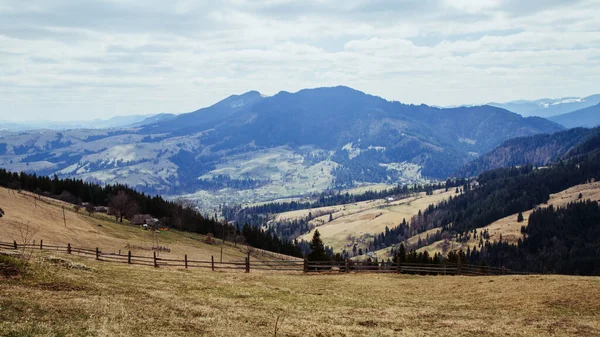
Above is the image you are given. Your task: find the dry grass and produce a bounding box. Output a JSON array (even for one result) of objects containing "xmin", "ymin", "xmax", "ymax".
[
  {"xmin": 1, "ymin": 251, "xmax": 599, "ymax": 337},
  {"xmin": 297, "ymin": 189, "xmax": 455, "ymax": 252}
]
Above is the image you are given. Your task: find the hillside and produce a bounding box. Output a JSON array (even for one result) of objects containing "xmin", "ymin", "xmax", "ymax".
[
  {"xmin": 550, "ymin": 104, "xmax": 600, "ymax": 129},
  {"xmin": 0, "ymin": 187, "xmax": 252, "ymax": 262},
  {"xmin": 0, "ymin": 86, "xmax": 563, "ymax": 209},
  {"xmin": 458, "ymin": 127, "xmax": 599, "ymax": 177},
  {"xmin": 416, "ymin": 182, "xmax": 600, "ymax": 256}
]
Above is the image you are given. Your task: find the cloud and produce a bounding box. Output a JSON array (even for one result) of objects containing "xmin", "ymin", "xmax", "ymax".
[{"xmin": 0, "ymin": 0, "xmax": 599, "ymax": 121}]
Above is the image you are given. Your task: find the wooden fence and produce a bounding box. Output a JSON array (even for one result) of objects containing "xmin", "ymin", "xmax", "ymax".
[{"xmin": 0, "ymin": 240, "xmax": 527, "ymax": 276}]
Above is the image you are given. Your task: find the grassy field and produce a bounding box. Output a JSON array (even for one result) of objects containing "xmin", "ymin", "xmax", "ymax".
[
  {"xmin": 1, "ymin": 251, "xmax": 599, "ymax": 337},
  {"xmin": 296, "ymin": 189, "xmax": 455, "ymax": 252},
  {"xmin": 2, "ymin": 187, "xmax": 600, "ymax": 336}
]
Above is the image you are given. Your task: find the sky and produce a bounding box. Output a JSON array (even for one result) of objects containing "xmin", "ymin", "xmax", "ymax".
[{"xmin": 0, "ymin": 0, "xmax": 599, "ymax": 122}]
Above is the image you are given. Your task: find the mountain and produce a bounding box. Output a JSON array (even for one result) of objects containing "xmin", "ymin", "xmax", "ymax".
[
  {"xmin": 458, "ymin": 127, "xmax": 600, "ymax": 177},
  {"xmin": 549, "ymin": 104, "xmax": 600, "ymax": 129},
  {"xmin": 489, "ymin": 94, "xmax": 600, "ymax": 118},
  {"xmin": 0, "ymin": 86, "xmax": 564, "ymax": 209}
]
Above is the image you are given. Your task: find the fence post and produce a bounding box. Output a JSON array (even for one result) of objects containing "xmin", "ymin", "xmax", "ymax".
[
  {"xmin": 153, "ymin": 251, "xmax": 158, "ymax": 268},
  {"xmin": 13, "ymin": 240, "xmax": 17, "ymax": 250},
  {"xmin": 245, "ymin": 257, "xmax": 250, "ymax": 273},
  {"xmin": 345, "ymin": 259, "xmax": 349, "ymax": 273},
  {"xmin": 303, "ymin": 259, "xmax": 308, "ymax": 273},
  {"xmin": 67, "ymin": 243, "xmax": 71, "ymax": 254},
  {"xmin": 128, "ymin": 251, "xmax": 131, "ymax": 264},
  {"xmin": 502, "ymin": 266, "xmax": 506, "ymax": 275},
  {"xmin": 185, "ymin": 254, "xmax": 188, "ymax": 269},
  {"xmin": 96, "ymin": 247, "xmax": 100, "ymax": 260},
  {"xmin": 211, "ymin": 255, "xmax": 215, "ymax": 271},
  {"xmin": 457, "ymin": 258, "xmax": 462, "ymax": 275},
  {"xmin": 396, "ymin": 261, "xmax": 401, "ymax": 274},
  {"xmin": 40, "ymin": 239, "xmax": 43, "ymax": 250},
  {"xmin": 220, "ymin": 246, "xmax": 223, "ymax": 264}
]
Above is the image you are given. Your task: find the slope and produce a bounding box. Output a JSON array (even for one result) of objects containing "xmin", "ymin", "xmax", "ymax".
[{"xmin": 0, "ymin": 187, "xmax": 250, "ymax": 262}]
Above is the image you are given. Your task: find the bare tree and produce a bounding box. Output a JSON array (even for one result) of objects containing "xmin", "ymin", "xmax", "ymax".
[
  {"xmin": 85, "ymin": 203, "xmax": 95, "ymax": 217},
  {"xmin": 16, "ymin": 221, "xmax": 38, "ymax": 261},
  {"xmin": 109, "ymin": 191, "xmax": 138, "ymax": 223}
]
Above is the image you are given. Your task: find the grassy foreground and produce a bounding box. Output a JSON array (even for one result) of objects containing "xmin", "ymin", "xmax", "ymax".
[{"xmin": 1, "ymin": 252, "xmax": 599, "ymax": 337}]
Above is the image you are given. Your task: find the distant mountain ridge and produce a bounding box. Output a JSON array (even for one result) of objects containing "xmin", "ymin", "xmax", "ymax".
[
  {"xmin": 0, "ymin": 114, "xmax": 159, "ymax": 131},
  {"xmin": 549, "ymin": 104, "xmax": 600, "ymax": 129},
  {"xmin": 0, "ymin": 86, "xmax": 564, "ymax": 208},
  {"xmin": 489, "ymin": 94, "xmax": 600, "ymax": 118}
]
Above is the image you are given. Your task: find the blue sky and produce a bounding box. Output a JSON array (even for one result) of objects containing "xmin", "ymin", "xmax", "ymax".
[{"xmin": 0, "ymin": 0, "xmax": 599, "ymax": 121}]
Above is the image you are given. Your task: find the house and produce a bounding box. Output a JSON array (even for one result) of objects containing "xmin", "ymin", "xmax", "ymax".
[
  {"xmin": 131, "ymin": 214, "xmax": 154, "ymax": 225},
  {"xmin": 132, "ymin": 214, "xmax": 162, "ymax": 229}
]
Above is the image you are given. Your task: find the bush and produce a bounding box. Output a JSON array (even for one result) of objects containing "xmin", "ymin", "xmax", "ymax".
[{"xmin": 0, "ymin": 254, "xmax": 27, "ymax": 279}]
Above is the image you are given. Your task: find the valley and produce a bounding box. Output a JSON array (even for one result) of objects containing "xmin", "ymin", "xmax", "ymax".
[{"xmin": 296, "ymin": 188, "xmax": 455, "ymax": 253}]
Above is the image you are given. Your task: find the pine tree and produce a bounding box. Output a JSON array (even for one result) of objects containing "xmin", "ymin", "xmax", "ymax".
[
  {"xmin": 307, "ymin": 230, "xmax": 327, "ymax": 261},
  {"xmin": 398, "ymin": 243, "xmax": 407, "ymax": 263},
  {"xmin": 328, "ymin": 213, "xmax": 333, "ymax": 222},
  {"xmin": 517, "ymin": 212, "xmax": 524, "ymax": 223}
]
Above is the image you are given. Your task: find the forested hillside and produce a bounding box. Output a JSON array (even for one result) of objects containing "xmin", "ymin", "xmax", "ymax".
[
  {"xmin": 459, "ymin": 127, "xmax": 599, "ymax": 177},
  {"xmin": 378, "ymin": 146, "xmax": 600, "ymax": 275}
]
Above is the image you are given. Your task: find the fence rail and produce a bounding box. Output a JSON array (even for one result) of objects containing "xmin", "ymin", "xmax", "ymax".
[{"xmin": 0, "ymin": 239, "xmax": 527, "ymax": 276}]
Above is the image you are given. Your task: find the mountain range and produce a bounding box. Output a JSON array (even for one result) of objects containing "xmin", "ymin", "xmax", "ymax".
[
  {"xmin": 488, "ymin": 94, "xmax": 600, "ymax": 118},
  {"xmin": 0, "ymin": 86, "xmax": 566, "ymax": 208}
]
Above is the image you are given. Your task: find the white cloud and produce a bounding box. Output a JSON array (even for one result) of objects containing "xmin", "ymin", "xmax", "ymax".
[{"xmin": 0, "ymin": 0, "xmax": 598, "ymax": 121}]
